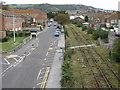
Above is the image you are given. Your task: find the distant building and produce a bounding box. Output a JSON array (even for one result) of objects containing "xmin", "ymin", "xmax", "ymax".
[
  {"xmin": 69, "ymin": 14, "xmax": 84, "ymax": 20},
  {"xmin": 0, "ymin": 10, "xmax": 23, "ymax": 31},
  {"xmin": 0, "ymin": 9, "xmax": 23, "ymax": 38},
  {"xmin": 8, "ymin": 9, "xmax": 47, "ymax": 24}
]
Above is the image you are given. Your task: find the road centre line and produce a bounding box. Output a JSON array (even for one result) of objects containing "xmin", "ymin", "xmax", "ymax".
[
  {"xmin": 46, "ymin": 52, "xmax": 49, "ymax": 56},
  {"xmin": 44, "ymin": 58, "xmax": 47, "ymax": 61},
  {"xmin": 37, "ymin": 69, "xmax": 41, "ymax": 80},
  {"xmin": 4, "ymin": 58, "xmax": 10, "ymax": 65}
]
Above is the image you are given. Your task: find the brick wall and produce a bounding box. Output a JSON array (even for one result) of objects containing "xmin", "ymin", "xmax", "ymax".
[{"xmin": 0, "ymin": 31, "xmax": 6, "ymax": 38}]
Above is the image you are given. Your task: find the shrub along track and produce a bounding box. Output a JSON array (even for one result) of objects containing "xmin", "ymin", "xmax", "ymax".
[{"xmin": 67, "ymin": 24, "xmax": 119, "ymax": 88}]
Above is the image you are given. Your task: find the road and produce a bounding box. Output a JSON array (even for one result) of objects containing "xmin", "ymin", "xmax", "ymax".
[{"xmin": 1, "ymin": 25, "xmax": 59, "ymax": 88}]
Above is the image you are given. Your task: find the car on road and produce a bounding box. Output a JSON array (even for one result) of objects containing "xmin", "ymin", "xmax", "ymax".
[
  {"xmin": 54, "ymin": 32, "xmax": 59, "ymax": 37},
  {"xmin": 48, "ymin": 23, "xmax": 52, "ymax": 27}
]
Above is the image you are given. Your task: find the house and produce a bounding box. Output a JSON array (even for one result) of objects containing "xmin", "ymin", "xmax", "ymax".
[
  {"xmin": 74, "ymin": 17, "xmax": 84, "ymax": 22},
  {"xmin": 0, "ymin": 10, "xmax": 23, "ymax": 31},
  {"xmin": 0, "ymin": 9, "xmax": 24, "ymax": 38},
  {"xmin": 8, "ymin": 9, "xmax": 47, "ymax": 24}
]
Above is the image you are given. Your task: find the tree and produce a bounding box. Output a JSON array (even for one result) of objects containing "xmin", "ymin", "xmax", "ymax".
[
  {"xmin": 2, "ymin": 5, "xmax": 9, "ymax": 10},
  {"xmin": 55, "ymin": 13, "xmax": 70, "ymax": 25},
  {"xmin": 84, "ymin": 16, "xmax": 89, "ymax": 22},
  {"xmin": 111, "ymin": 37, "xmax": 120, "ymax": 62},
  {"xmin": 47, "ymin": 12, "xmax": 56, "ymax": 19},
  {"xmin": 92, "ymin": 30, "xmax": 100, "ymax": 40}
]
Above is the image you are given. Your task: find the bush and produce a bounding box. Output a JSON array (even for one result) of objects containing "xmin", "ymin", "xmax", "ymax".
[
  {"xmin": 0, "ymin": 36, "xmax": 9, "ymax": 42},
  {"xmin": 61, "ymin": 50, "xmax": 73, "ymax": 87},
  {"xmin": 24, "ymin": 32, "xmax": 30, "ymax": 36},
  {"xmin": 111, "ymin": 37, "xmax": 120, "ymax": 62},
  {"xmin": 87, "ymin": 27, "xmax": 94, "ymax": 34},
  {"xmin": 71, "ymin": 20, "xmax": 83, "ymax": 27},
  {"xmin": 18, "ymin": 32, "xmax": 24, "ymax": 37},
  {"xmin": 82, "ymin": 26, "xmax": 87, "ymax": 31},
  {"xmin": 92, "ymin": 30, "xmax": 100, "ymax": 40},
  {"xmin": 6, "ymin": 31, "xmax": 13, "ymax": 37},
  {"xmin": 77, "ymin": 22, "xmax": 83, "ymax": 27},
  {"xmin": 99, "ymin": 30, "xmax": 108, "ymax": 39}
]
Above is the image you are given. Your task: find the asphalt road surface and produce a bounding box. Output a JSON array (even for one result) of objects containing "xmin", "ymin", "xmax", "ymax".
[{"xmin": 1, "ymin": 25, "xmax": 59, "ymax": 88}]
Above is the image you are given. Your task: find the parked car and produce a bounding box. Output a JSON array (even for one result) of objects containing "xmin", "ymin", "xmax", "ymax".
[
  {"xmin": 48, "ymin": 23, "xmax": 52, "ymax": 27},
  {"xmin": 54, "ymin": 32, "xmax": 59, "ymax": 37}
]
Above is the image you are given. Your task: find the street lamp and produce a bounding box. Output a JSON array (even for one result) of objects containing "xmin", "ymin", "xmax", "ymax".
[{"xmin": 13, "ymin": 12, "xmax": 16, "ymax": 52}]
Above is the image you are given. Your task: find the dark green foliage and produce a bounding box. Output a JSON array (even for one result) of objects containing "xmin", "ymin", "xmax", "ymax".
[
  {"xmin": 64, "ymin": 28, "xmax": 69, "ymax": 37},
  {"xmin": 99, "ymin": 30, "xmax": 108, "ymax": 39},
  {"xmin": 71, "ymin": 20, "xmax": 83, "ymax": 27},
  {"xmin": 0, "ymin": 37, "xmax": 9, "ymax": 42},
  {"xmin": 61, "ymin": 50, "xmax": 73, "ymax": 87},
  {"xmin": 111, "ymin": 37, "xmax": 120, "ymax": 62},
  {"xmin": 86, "ymin": 27, "xmax": 94, "ymax": 34},
  {"xmin": 24, "ymin": 32, "xmax": 31, "ymax": 36},
  {"xmin": 92, "ymin": 30, "xmax": 100, "ymax": 40},
  {"xmin": 47, "ymin": 12, "xmax": 56, "ymax": 19},
  {"xmin": 92, "ymin": 30, "xmax": 108, "ymax": 40},
  {"xmin": 64, "ymin": 50, "xmax": 72, "ymax": 59},
  {"xmin": 85, "ymin": 16, "xmax": 88, "ymax": 22},
  {"xmin": 1, "ymin": 5, "xmax": 9, "ymax": 10},
  {"xmin": 6, "ymin": 31, "xmax": 30, "ymax": 37},
  {"xmin": 82, "ymin": 26, "xmax": 87, "ymax": 31}
]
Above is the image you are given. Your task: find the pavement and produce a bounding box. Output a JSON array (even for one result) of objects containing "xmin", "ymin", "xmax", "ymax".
[
  {"xmin": 1, "ymin": 24, "xmax": 64, "ymax": 88},
  {"xmin": 46, "ymin": 33, "xmax": 65, "ymax": 88}
]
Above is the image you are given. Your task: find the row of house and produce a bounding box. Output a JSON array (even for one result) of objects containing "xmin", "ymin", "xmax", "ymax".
[
  {"xmin": 0, "ymin": 8, "xmax": 47, "ymax": 38},
  {"xmin": 69, "ymin": 12, "xmax": 119, "ymax": 30}
]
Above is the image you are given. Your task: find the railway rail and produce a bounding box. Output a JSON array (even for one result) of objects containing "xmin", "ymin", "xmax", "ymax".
[{"xmin": 67, "ymin": 25, "xmax": 119, "ymax": 88}]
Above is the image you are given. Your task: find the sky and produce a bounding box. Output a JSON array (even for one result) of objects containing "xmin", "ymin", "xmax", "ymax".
[{"xmin": 1, "ymin": 0, "xmax": 120, "ymax": 10}]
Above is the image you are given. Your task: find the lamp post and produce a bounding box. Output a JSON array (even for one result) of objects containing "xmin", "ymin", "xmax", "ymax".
[{"xmin": 13, "ymin": 12, "xmax": 16, "ymax": 52}]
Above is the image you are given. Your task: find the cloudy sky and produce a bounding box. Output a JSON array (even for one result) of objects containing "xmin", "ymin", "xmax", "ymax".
[{"xmin": 2, "ymin": 0, "xmax": 120, "ymax": 10}]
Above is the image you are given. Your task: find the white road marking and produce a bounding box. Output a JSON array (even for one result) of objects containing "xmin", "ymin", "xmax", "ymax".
[
  {"xmin": 26, "ymin": 52, "xmax": 31, "ymax": 56},
  {"xmin": 37, "ymin": 69, "xmax": 41, "ymax": 80},
  {"xmin": 0, "ymin": 56, "xmax": 26, "ymax": 78},
  {"xmin": 27, "ymin": 46, "xmax": 30, "ymax": 48},
  {"xmin": 13, "ymin": 58, "xmax": 18, "ymax": 62},
  {"xmin": 33, "ymin": 87, "xmax": 35, "ymax": 90},
  {"xmin": 1, "ymin": 65, "xmax": 12, "ymax": 75},
  {"xmin": 41, "ymin": 68, "xmax": 46, "ymax": 70},
  {"xmin": 4, "ymin": 58, "xmax": 10, "ymax": 65},
  {"xmin": 46, "ymin": 52, "xmax": 49, "ymax": 56},
  {"xmin": 50, "ymin": 43, "xmax": 53, "ymax": 47},
  {"xmin": 0, "ymin": 74, "xmax": 5, "ymax": 79},
  {"xmin": 37, "ymin": 83, "xmax": 41, "ymax": 85},
  {"xmin": 44, "ymin": 58, "xmax": 47, "ymax": 61},
  {"xmin": 0, "ymin": 63, "xmax": 9, "ymax": 65}
]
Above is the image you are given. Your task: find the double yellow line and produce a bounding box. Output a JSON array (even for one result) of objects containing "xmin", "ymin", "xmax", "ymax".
[{"xmin": 40, "ymin": 67, "xmax": 50, "ymax": 88}]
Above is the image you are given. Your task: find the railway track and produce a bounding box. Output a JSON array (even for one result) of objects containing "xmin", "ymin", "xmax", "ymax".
[
  {"xmin": 79, "ymin": 48, "xmax": 102, "ymax": 88},
  {"xmin": 75, "ymin": 26, "xmax": 120, "ymax": 84},
  {"xmin": 68, "ymin": 25, "xmax": 119, "ymax": 88}
]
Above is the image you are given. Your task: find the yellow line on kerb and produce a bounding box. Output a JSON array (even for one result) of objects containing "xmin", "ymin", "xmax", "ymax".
[{"xmin": 40, "ymin": 67, "xmax": 50, "ymax": 88}]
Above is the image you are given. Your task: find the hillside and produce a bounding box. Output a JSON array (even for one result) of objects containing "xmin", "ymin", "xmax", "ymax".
[{"xmin": 9, "ymin": 4, "xmax": 104, "ymax": 13}]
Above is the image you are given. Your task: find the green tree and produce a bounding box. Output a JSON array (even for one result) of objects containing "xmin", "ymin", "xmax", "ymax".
[
  {"xmin": 111, "ymin": 37, "xmax": 120, "ymax": 62},
  {"xmin": 1, "ymin": 5, "xmax": 9, "ymax": 10},
  {"xmin": 92, "ymin": 30, "xmax": 100, "ymax": 40},
  {"xmin": 84, "ymin": 16, "xmax": 89, "ymax": 22},
  {"xmin": 47, "ymin": 12, "xmax": 56, "ymax": 19}
]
